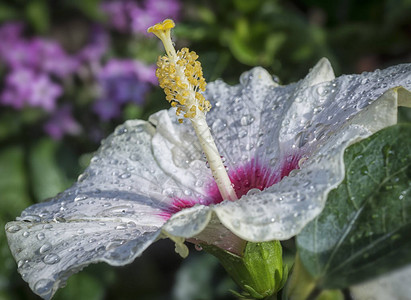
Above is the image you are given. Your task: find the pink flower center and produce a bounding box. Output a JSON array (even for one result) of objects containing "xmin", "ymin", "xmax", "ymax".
[{"xmin": 160, "ymin": 153, "xmax": 302, "ymax": 219}]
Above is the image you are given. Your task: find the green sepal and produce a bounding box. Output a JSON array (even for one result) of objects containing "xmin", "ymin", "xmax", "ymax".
[{"xmin": 202, "ymin": 241, "xmax": 287, "ymax": 299}]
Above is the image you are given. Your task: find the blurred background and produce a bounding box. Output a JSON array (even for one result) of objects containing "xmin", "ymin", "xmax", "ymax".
[{"xmin": 0, "ymin": 0, "xmax": 410, "ymax": 299}]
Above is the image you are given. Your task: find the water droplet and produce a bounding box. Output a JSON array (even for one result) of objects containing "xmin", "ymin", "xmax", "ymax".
[
  {"xmin": 6, "ymin": 225, "xmax": 22, "ymax": 233},
  {"xmin": 211, "ymin": 119, "xmax": 227, "ymax": 132},
  {"xmin": 115, "ymin": 224, "xmax": 127, "ymax": 230},
  {"xmin": 39, "ymin": 243, "xmax": 52, "ymax": 254},
  {"xmin": 74, "ymin": 195, "xmax": 88, "ymax": 202},
  {"xmin": 115, "ymin": 126, "xmax": 128, "ymax": 135},
  {"xmin": 34, "ymin": 279, "xmax": 54, "ymax": 296},
  {"xmin": 127, "ymin": 221, "xmax": 137, "ymax": 227},
  {"xmin": 22, "ymin": 231, "xmax": 30, "ymax": 237},
  {"xmin": 195, "ymin": 244, "xmax": 203, "ymax": 251},
  {"xmin": 360, "ymin": 78, "xmax": 369, "ymax": 85},
  {"xmin": 316, "ymin": 86, "xmax": 328, "ymax": 96},
  {"xmin": 43, "ymin": 253, "xmax": 60, "ymax": 265},
  {"xmin": 77, "ymin": 173, "xmax": 89, "ymax": 182},
  {"xmin": 77, "ymin": 229, "xmax": 85, "ymax": 234},
  {"xmin": 43, "ymin": 224, "xmax": 53, "ymax": 229},
  {"xmin": 240, "ymin": 114, "xmax": 255, "ymax": 126},
  {"xmin": 129, "ymin": 154, "xmax": 140, "ymax": 161},
  {"xmin": 360, "ymin": 166, "xmax": 369, "ymax": 175},
  {"xmin": 17, "ymin": 260, "xmax": 25, "ymax": 268},
  {"xmin": 106, "ymin": 240, "xmax": 126, "ymax": 250},
  {"xmin": 238, "ymin": 129, "xmax": 248, "ymax": 138},
  {"xmin": 53, "ymin": 216, "xmax": 66, "ymax": 223},
  {"xmin": 246, "ymin": 188, "xmax": 261, "ymax": 196},
  {"xmin": 37, "ymin": 233, "xmax": 45, "ymax": 241},
  {"xmin": 20, "ymin": 215, "xmax": 41, "ymax": 222},
  {"xmin": 119, "ymin": 173, "xmax": 131, "ymax": 179}
]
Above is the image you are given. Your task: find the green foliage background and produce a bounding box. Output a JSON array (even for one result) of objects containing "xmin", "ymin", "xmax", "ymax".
[{"xmin": 0, "ymin": 0, "xmax": 410, "ymax": 299}]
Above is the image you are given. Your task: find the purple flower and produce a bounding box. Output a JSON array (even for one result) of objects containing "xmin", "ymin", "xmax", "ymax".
[
  {"xmin": 77, "ymin": 25, "xmax": 109, "ymax": 64},
  {"xmin": 100, "ymin": 1, "xmax": 129, "ymax": 32},
  {"xmin": 1, "ymin": 39, "xmax": 38, "ymax": 69},
  {"xmin": 92, "ymin": 98, "xmax": 122, "ymax": 121},
  {"xmin": 44, "ymin": 105, "xmax": 81, "ymax": 140},
  {"xmin": 0, "ymin": 22, "xmax": 24, "ymax": 63},
  {"xmin": 0, "ymin": 68, "xmax": 62, "ymax": 111},
  {"xmin": 93, "ymin": 59, "xmax": 155, "ymax": 120},
  {"xmin": 0, "ymin": 22, "xmax": 78, "ymax": 78},
  {"xmin": 29, "ymin": 73, "xmax": 63, "ymax": 111},
  {"xmin": 101, "ymin": 0, "xmax": 180, "ymax": 35},
  {"xmin": 129, "ymin": 4, "xmax": 160, "ymax": 35},
  {"xmin": 144, "ymin": 0, "xmax": 180, "ymax": 21},
  {"xmin": 31, "ymin": 38, "xmax": 79, "ymax": 78},
  {"xmin": 0, "ymin": 68, "xmax": 34, "ymax": 108}
]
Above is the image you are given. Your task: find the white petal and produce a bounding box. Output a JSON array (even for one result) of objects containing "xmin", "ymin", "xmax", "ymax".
[
  {"xmin": 211, "ymin": 63, "xmax": 411, "ymax": 241},
  {"xmin": 6, "ymin": 220, "xmax": 160, "ymax": 300},
  {"xmin": 5, "ymin": 120, "xmax": 196, "ymax": 299},
  {"xmin": 163, "ymin": 205, "xmax": 212, "ymax": 238},
  {"xmin": 300, "ymin": 57, "xmax": 335, "ymax": 87},
  {"xmin": 214, "ymin": 124, "xmax": 370, "ymax": 241},
  {"xmin": 205, "ymin": 67, "xmax": 286, "ymax": 171}
]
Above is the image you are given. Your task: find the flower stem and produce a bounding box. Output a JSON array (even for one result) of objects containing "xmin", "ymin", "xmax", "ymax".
[{"xmin": 191, "ymin": 113, "xmax": 238, "ymax": 201}]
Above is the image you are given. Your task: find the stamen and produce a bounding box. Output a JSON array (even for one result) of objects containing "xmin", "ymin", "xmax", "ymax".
[{"xmin": 148, "ymin": 19, "xmax": 237, "ymax": 202}]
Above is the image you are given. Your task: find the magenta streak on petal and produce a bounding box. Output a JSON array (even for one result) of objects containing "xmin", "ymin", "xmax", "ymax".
[{"xmin": 160, "ymin": 153, "xmax": 302, "ymax": 220}]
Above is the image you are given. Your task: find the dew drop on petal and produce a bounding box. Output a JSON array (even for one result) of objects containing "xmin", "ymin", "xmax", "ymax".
[
  {"xmin": 74, "ymin": 195, "xmax": 88, "ymax": 202},
  {"xmin": 119, "ymin": 173, "xmax": 131, "ymax": 179},
  {"xmin": 129, "ymin": 153, "xmax": 140, "ymax": 161},
  {"xmin": 238, "ymin": 129, "xmax": 248, "ymax": 138},
  {"xmin": 240, "ymin": 114, "xmax": 255, "ymax": 126},
  {"xmin": 37, "ymin": 232, "xmax": 45, "ymax": 241},
  {"xmin": 6, "ymin": 225, "xmax": 22, "ymax": 233},
  {"xmin": 34, "ymin": 279, "xmax": 54, "ymax": 296},
  {"xmin": 20, "ymin": 215, "xmax": 41, "ymax": 222},
  {"xmin": 77, "ymin": 173, "xmax": 88, "ymax": 182},
  {"xmin": 43, "ymin": 253, "xmax": 61, "ymax": 265},
  {"xmin": 211, "ymin": 119, "xmax": 227, "ymax": 132},
  {"xmin": 39, "ymin": 243, "xmax": 52, "ymax": 254},
  {"xmin": 115, "ymin": 126, "xmax": 128, "ymax": 135},
  {"xmin": 115, "ymin": 224, "xmax": 127, "ymax": 230},
  {"xmin": 316, "ymin": 86, "xmax": 328, "ymax": 96},
  {"xmin": 246, "ymin": 188, "xmax": 261, "ymax": 196}
]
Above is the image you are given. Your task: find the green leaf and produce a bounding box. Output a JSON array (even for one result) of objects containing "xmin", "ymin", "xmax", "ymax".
[
  {"xmin": 28, "ymin": 138, "xmax": 71, "ymax": 202},
  {"xmin": 0, "ymin": 146, "xmax": 31, "ymax": 289},
  {"xmin": 172, "ymin": 254, "xmax": 220, "ymax": 300},
  {"xmin": 25, "ymin": 0, "xmax": 50, "ymax": 33},
  {"xmin": 0, "ymin": 146, "xmax": 31, "ymax": 216},
  {"xmin": 53, "ymin": 272, "xmax": 104, "ymax": 300},
  {"xmin": 0, "ymin": 3, "xmax": 19, "ymax": 22},
  {"xmin": 296, "ymin": 124, "xmax": 411, "ymax": 289}
]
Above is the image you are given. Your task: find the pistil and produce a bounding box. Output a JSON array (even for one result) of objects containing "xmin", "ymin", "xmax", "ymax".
[{"xmin": 148, "ymin": 19, "xmax": 237, "ymax": 201}]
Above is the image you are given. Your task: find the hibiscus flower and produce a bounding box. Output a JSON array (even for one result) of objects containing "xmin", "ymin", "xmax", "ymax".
[{"xmin": 5, "ymin": 20, "xmax": 411, "ymax": 299}]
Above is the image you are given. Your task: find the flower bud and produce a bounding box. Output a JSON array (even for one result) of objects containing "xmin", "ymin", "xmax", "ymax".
[{"xmin": 203, "ymin": 240, "xmax": 288, "ymax": 299}]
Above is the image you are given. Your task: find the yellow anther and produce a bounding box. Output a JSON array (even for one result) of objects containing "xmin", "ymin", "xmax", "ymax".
[{"xmin": 147, "ymin": 19, "xmax": 211, "ymax": 120}]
